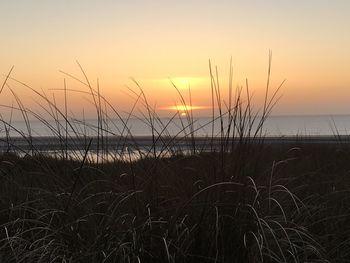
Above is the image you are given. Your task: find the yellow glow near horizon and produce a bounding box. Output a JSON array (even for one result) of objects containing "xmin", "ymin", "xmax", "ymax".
[{"xmin": 163, "ymin": 105, "xmax": 207, "ymax": 112}]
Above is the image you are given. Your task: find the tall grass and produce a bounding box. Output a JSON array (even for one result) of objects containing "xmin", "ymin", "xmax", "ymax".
[{"xmin": 0, "ymin": 56, "xmax": 348, "ymax": 262}]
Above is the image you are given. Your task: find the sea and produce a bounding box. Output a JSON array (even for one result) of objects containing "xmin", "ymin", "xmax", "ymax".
[
  {"xmin": 1, "ymin": 115, "xmax": 350, "ymax": 160},
  {"xmin": 2, "ymin": 114, "xmax": 350, "ymax": 137}
]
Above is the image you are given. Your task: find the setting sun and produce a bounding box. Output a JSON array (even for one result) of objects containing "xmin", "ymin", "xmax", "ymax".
[
  {"xmin": 162, "ymin": 105, "xmax": 207, "ymax": 112},
  {"xmin": 168, "ymin": 77, "xmax": 206, "ymax": 90}
]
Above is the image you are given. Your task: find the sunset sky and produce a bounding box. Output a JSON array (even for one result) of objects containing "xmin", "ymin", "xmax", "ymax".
[{"xmin": 1, "ymin": 0, "xmax": 350, "ymax": 119}]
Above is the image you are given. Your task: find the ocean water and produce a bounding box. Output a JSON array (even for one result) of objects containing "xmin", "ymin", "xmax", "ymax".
[
  {"xmin": 261, "ymin": 115, "xmax": 350, "ymax": 136},
  {"xmin": 1, "ymin": 114, "xmax": 349, "ymax": 160},
  {"xmin": 2, "ymin": 114, "xmax": 350, "ymax": 138}
]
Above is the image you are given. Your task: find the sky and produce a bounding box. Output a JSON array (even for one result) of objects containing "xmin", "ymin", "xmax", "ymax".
[{"xmin": 0, "ymin": 0, "xmax": 350, "ymax": 119}]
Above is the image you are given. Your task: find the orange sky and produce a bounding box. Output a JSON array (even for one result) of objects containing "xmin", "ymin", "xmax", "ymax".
[{"xmin": 1, "ymin": 1, "xmax": 350, "ymax": 120}]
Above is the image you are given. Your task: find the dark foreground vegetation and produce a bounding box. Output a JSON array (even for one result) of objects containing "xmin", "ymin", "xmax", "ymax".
[
  {"xmin": 1, "ymin": 141, "xmax": 350, "ymax": 262},
  {"xmin": 1, "ymin": 56, "xmax": 349, "ymax": 262}
]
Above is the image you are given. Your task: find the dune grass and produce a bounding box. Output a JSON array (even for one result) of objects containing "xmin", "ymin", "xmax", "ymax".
[{"xmin": 0, "ymin": 57, "xmax": 349, "ymax": 262}]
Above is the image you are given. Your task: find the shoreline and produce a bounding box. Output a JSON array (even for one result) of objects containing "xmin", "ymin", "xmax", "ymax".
[{"xmin": 0, "ymin": 135, "xmax": 349, "ymax": 152}]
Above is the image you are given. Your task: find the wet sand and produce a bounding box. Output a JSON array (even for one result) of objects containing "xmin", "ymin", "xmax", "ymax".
[{"xmin": 0, "ymin": 135, "xmax": 348, "ymax": 152}]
